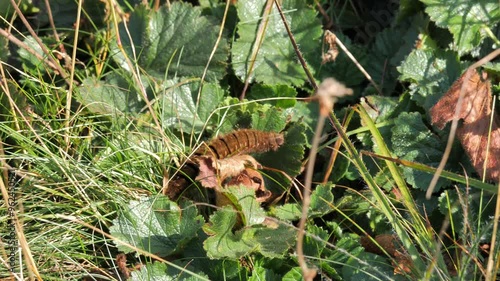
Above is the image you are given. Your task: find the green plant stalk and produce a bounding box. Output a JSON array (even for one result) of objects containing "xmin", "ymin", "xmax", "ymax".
[
  {"xmin": 357, "ymin": 104, "xmax": 451, "ymax": 278},
  {"xmin": 328, "ymin": 109, "xmax": 427, "ymax": 275},
  {"xmin": 360, "ymin": 151, "xmax": 498, "ymax": 193}
]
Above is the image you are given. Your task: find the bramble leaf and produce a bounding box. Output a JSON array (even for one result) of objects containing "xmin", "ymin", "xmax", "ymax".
[
  {"xmin": 110, "ymin": 3, "xmax": 228, "ymax": 81},
  {"xmin": 110, "ymin": 196, "xmax": 204, "ymax": 256},
  {"xmin": 232, "ymin": 0, "xmax": 321, "ymax": 86}
]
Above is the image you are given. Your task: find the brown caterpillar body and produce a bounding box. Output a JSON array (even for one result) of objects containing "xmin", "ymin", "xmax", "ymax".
[{"xmin": 195, "ymin": 129, "xmax": 284, "ymax": 159}]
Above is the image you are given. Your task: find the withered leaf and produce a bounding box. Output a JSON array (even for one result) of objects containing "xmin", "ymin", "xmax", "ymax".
[
  {"xmin": 195, "ymin": 155, "xmax": 262, "ymax": 189},
  {"xmin": 360, "ymin": 234, "xmax": 413, "ymax": 275},
  {"xmin": 225, "ymin": 168, "xmax": 271, "ymax": 203},
  {"xmin": 430, "ymin": 68, "xmax": 499, "ymax": 182}
]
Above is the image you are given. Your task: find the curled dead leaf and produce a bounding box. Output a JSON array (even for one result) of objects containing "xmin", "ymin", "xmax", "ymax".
[
  {"xmin": 225, "ymin": 168, "xmax": 272, "ymax": 203},
  {"xmin": 360, "ymin": 234, "xmax": 413, "ymax": 275},
  {"xmin": 430, "ymin": 68, "xmax": 499, "ymax": 182}
]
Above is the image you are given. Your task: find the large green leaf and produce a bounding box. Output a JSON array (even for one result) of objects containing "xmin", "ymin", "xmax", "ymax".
[
  {"xmin": 77, "ymin": 74, "xmax": 144, "ymax": 115},
  {"xmin": 111, "ymin": 3, "xmax": 228, "ymax": 81},
  {"xmin": 232, "ymin": 0, "xmax": 322, "ymax": 86},
  {"xmin": 203, "ymin": 193, "xmax": 295, "ymax": 259},
  {"xmin": 397, "ymin": 49, "xmax": 465, "ymax": 110},
  {"xmin": 420, "ymin": 0, "xmax": 500, "ymax": 55},
  {"xmin": 110, "ymin": 196, "xmax": 204, "ymax": 256},
  {"xmin": 222, "ymin": 185, "xmax": 266, "ymax": 226},
  {"xmin": 391, "ymin": 112, "xmax": 451, "ymax": 191},
  {"xmin": 273, "ymin": 183, "xmax": 335, "ymax": 221},
  {"xmin": 130, "ymin": 262, "xmax": 209, "ymax": 281},
  {"xmin": 159, "ymin": 79, "xmax": 225, "ymax": 133}
]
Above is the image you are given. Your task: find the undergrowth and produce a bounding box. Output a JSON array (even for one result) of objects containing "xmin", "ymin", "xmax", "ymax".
[{"xmin": 0, "ymin": 0, "xmax": 499, "ymax": 280}]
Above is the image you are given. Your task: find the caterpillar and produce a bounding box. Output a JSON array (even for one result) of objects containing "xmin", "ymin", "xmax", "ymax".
[{"xmin": 195, "ymin": 129, "xmax": 284, "ymax": 159}]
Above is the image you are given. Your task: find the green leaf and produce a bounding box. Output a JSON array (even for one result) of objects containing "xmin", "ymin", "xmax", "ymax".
[
  {"xmin": 365, "ymin": 18, "xmax": 421, "ymax": 94},
  {"xmin": 110, "ymin": 196, "xmax": 204, "ymax": 256},
  {"xmin": 303, "ymin": 225, "xmax": 329, "ymax": 257},
  {"xmin": 248, "ymin": 84, "xmax": 297, "ymax": 108},
  {"xmin": 398, "ymin": 49, "xmax": 465, "ymax": 110},
  {"xmin": 222, "ymin": 185, "xmax": 266, "ymax": 226},
  {"xmin": 203, "ymin": 206, "xmax": 295, "ymax": 259},
  {"xmin": 273, "ymin": 183, "xmax": 335, "ymax": 221},
  {"xmin": 309, "ymin": 183, "xmax": 335, "ymax": 217},
  {"xmin": 17, "ymin": 36, "xmax": 54, "ymax": 76},
  {"xmin": 130, "ymin": 262, "xmax": 209, "ymax": 281},
  {"xmin": 36, "ymin": 0, "xmax": 104, "ymax": 28},
  {"xmin": 391, "ymin": 112, "xmax": 450, "ymax": 191},
  {"xmin": 159, "ymin": 79, "xmax": 225, "ymax": 133},
  {"xmin": 420, "ymin": 0, "xmax": 500, "ymax": 55},
  {"xmin": 77, "ymin": 74, "xmax": 144, "ymax": 115},
  {"xmin": 342, "ymin": 252, "xmax": 396, "ymax": 281},
  {"xmin": 283, "ymin": 267, "xmax": 303, "ymax": 281},
  {"xmin": 232, "ymin": 0, "xmax": 322, "ymax": 86},
  {"xmin": 249, "ymin": 262, "xmax": 281, "ymax": 281},
  {"xmin": 251, "ymin": 105, "xmax": 287, "ymax": 133},
  {"xmin": 111, "ymin": 3, "xmax": 228, "ymax": 81},
  {"xmin": 256, "ymin": 122, "xmax": 306, "ymax": 193}
]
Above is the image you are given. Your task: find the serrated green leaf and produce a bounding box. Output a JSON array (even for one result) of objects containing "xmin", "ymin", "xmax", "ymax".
[
  {"xmin": 420, "ymin": 0, "xmax": 500, "ymax": 55},
  {"xmin": 110, "ymin": 196, "xmax": 204, "ymax": 256},
  {"xmin": 273, "ymin": 183, "xmax": 334, "ymax": 221},
  {"xmin": 250, "ymin": 105, "xmax": 287, "ymax": 133},
  {"xmin": 316, "ymin": 34, "xmax": 368, "ymax": 90},
  {"xmin": 309, "ymin": 183, "xmax": 335, "ymax": 216},
  {"xmin": 232, "ymin": 0, "xmax": 322, "ymax": 85},
  {"xmin": 36, "ymin": 0, "xmax": 104, "ymax": 28},
  {"xmin": 303, "ymin": 225, "xmax": 329, "ymax": 257},
  {"xmin": 391, "ymin": 112, "xmax": 450, "ymax": 191},
  {"xmin": 111, "ymin": 3, "xmax": 228, "ymax": 81},
  {"xmin": 256, "ymin": 122, "xmax": 306, "ymax": 193},
  {"xmin": 342, "ymin": 252, "xmax": 396, "ymax": 281},
  {"xmin": 223, "ymin": 185, "xmax": 266, "ymax": 226},
  {"xmin": 17, "ymin": 36, "xmax": 53, "ymax": 76},
  {"xmin": 203, "ymin": 206, "xmax": 295, "ymax": 259},
  {"xmin": 159, "ymin": 79, "xmax": 225, "ymax": 133},
  {"xmin": 249, "ymin": 262, "xmax": 281, "ymax": 281},
  {"xmin": 130, "ymin": 262, "xmax": 209, "ymax": 281},
  {"xmin": 398, "ymin": 49, "xmax": 465, "ymax": 110},
  {"xmin": 283, "ymin": 267, "xmax": 302, "ymax": 280},
  {"xmin": 248, "ymin": 84, "xmax": 297, "ymax": 108},
  {"xmin": 365, "ymin": 20, "xmax": 421, "ymax": 94},
  {"xmin": 78, "ymin": 74, "xmax": 144, "ymax": 115}
]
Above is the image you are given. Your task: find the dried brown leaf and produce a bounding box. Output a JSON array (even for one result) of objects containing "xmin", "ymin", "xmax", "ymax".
[
  {"xmin": 225, "ymin": 168, "xmax": 272, "ymax": 203},
  {"xmin": 430, "ymin": 68, "xmax": 500, "ymax": 181},
  {"xmin": 194, "ymin": 155, "xmax": 262, "ymax": 189}
]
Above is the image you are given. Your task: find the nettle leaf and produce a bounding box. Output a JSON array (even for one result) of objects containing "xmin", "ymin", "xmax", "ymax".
[
  {"xmin": 111, "ymin": 3, "xmax": 228, "ymax": 81},
  {"xmin": 398, "ymin": 49, "xmax": 465, "ymax": 110},
  {"xmin": 130, "ymin": 262, "xmax": 209, "ymax": 281},
  {"xmin": 203, "ymin": 206, "xmax": 295, "ymax": 259},
  {"xmin": 77, "ymin": 74, "xmax": 144, "ymax": 115},
  {"xmin": 391, "ymin": 112, "xmax": 450, "ymax": 191},
  {"xmin": 110, "ymin": 196, "xmax": 204, "ymax": 256},
  {"xmin": 274, "ymin": 183, "xmax": 335, "ymax": 221},
  {"xmin": 232, "ymin": 0, "xmax": 322, "ymax": 86},
  {"xmin": 248, "ymin": 84, "xmax": 297, "ymax": 108},
  {"xmin": 159, "ymin": 79, "xmax": 225, "ymax": 133},
  {"xmin": 420, "ymin": 0, "xmax": 500, "ymax": 55}
]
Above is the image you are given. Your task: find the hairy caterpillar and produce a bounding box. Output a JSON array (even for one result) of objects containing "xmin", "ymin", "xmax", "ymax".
[{"xmin": 195, "ymin": 129, "xmax": 284, "ymax": 159}]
